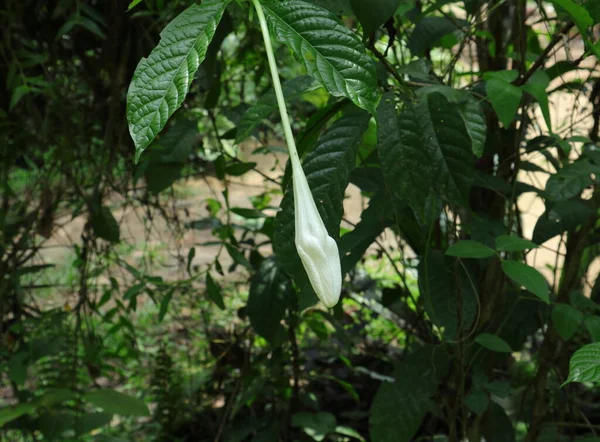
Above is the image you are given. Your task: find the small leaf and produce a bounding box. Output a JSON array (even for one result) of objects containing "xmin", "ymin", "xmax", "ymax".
[
  {"xmin": 230, "ymin": 207, "xmax": 265, "ymax": 219},
  {"xmin": 475, "ymin": 333, "xmax": 513, "ymax": 353},
  {"xmin": 485, "ymin": 74, "xmax": 523, "ymax": 127},
  {"xmin": 446, "ymin": 240, "xmax": 496, "ymax": 258},
  {"xmin": 225, "ymin": 162, "xmax": 257, "ymax": 177},
  {"xmin": 494, "ymin": 235, "xmax": 538, "ymax": 252},
  {"xmin": 225, "ymin": 243, "xmax": 253, "ymax": 271},
  {"xmin": 247, "ymin": 259, "xmax": 293, "ymax": 344},
  {"xmin": 127, "ymin": 0, "xmax": 231, "ymax": 161},
  {"xmin": 158, "ymin": 288, "xmax": 175, "ymax": 322},
  {"xmin": 187, "ymin": 247, "xmax": 196, "ymax": 275},
  {"xmin": 465, "ymin": 389, "xmax": 489, "ymax": 416},
  {"xmin": 91, "ymin": 206, "xmax": 120, "ymax": 243},
  {"xmin": 408, "ymin": 16, "xmax": 466, "ymax": 57},
  {"xmin": 291, "ymin": 412, "xmax": 337, "ymax": 442},
  {"xmin": 263, "ymin": 0, "xmax": 378, "ymax": 112},
  {"xmin": 564, "ymin": 342, "xmax": 600, "ymax": 385},
  {"xmin": 501, "ymin": 260, "xmax": 549, "ymax": 303},
  {"xmin": 206, "ymin": 273, "xmax": 225, "ymax": 310},
  {"xmin": 350, "ymin": 0, "xmax": 399, "ymax": 35},
  {"xmin": 550, "ymin": 0, "xmax": 593, "ymax": 35},
  {"xmin": 84, "ymin": 389, "xmax": 150, "ymax": 417},
  {"xmin": 584, "ymin": 315, "xmax": 600, "ymax": 341},
  {"xmin": 127, "ymin": 0, "xmax": 143, "ymax": 11},
  {"xmin": 552, "ymin": 303, "xmax": 584, "ymax": 341}
]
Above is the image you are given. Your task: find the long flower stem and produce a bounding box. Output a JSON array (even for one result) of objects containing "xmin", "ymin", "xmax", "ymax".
[{"xmin": 250, "ymin": 0, "xmax": 303, "ymax": 172}]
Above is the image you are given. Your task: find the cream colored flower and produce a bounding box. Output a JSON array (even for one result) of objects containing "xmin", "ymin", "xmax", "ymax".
[{"xmin": 292, "ymin": 158, "xmax": 342, "ymax": 308}]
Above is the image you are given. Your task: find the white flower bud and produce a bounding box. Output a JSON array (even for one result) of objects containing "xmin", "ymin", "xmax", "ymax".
[{"xmin": 292, "ymin": 159, "xmax": 342, "ymax": 308}]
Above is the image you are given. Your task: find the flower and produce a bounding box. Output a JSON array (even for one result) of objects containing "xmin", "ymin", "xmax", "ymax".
[{"xmin": 292, "ymin": 159, "xmax": 342, "ymax": 308}]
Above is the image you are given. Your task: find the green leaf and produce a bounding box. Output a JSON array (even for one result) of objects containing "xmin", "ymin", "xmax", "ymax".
[
  {"xmin": 246, "ymin": 259, "xmax": 294, "ymax": 344},
  {"xmin": 225, "ymin": 162, "xmax": 258, "ymax": 177},
  {"xmin": 0, "ymin": 403, "xmax": 35, "ymax": 427},
  {"xmin": 127, "ymin": 0, "xmax": 231, "ymax": 161},
  {"xmin": 91, "ymin": 206, "xmax": 120, "ymax": 243},
  {"xmin": 291, "ymin": 412, "xmax": 336, "ymax": 442},
  {"xmin": 206, "ymin": 273, "xmax": 225, "ymax": 310},
  {"xmin": 408, "ymin": 16, "xmax": 465, "ymax": 57},
  {"xmin": 484, "ymin": 71, "xmax": 523, "ymax": 127},
  {"xmin": 158, "ymin": 288, "xmax": 175, "ymax": 322},
  {"xmin": 338, "ymin": 195, "xmax": 396, "ymax": 274},
  {"xmin": 75, "ymin": 412, "xmax": 113, "ymax": 436},
  {"xmin": 446, "ymin": 240, "xmax": 496, "ymax": 258},
  {"xmin": 230, "ymin": 207, "xmax": 265, "ymax": 219},
  {"xmin": 457, "ymin": 98, "xmax": 487, "ymax": 157},
  {"xmin": 235, "ymin": 76, "xmax": 318, "ymax": 144},
  {"xmin": 419, "ymin": 251, "xmax": 477, "ymax": 340},
  {"xmin": 494, "ymin": 235, "xmax": 538, "ymax": 252},
  {"xmin": 145, "ymin": 163, "xmax": 183, "ymax": 194},
  {"xmin": 127, "ymin": 0, "xmax": 143, "ymax": 11},
  {"xmin": 262, "ymin": 0, "xmax": 378, "ymax": 112},
  {"xmin": 465, "ymin": 389, "xmax": 489, "ymax": 416},
  {"xmin": 273, "ymin": 109, "xmax": 370, "ymax": 307},
  {"xmin": 370, "ymin": 345, "xmax": 449, "ymax": 442},
  {"xmin": 584, "ymin": 315, "xmax": 600, "ymax": 341},
  {"xmin": 377, "ymin": 92, "xmax": 473, "ymax": 217},
  {"xmin": 482, "ymin": 402, "xmax": 516, "ymax": 442},
  {"xmin": 84, "ymin": 389, "xmax": 150, "ymax": 417},
  {"xmin": 501, "ymin": 260, "xmax": 549, "ymax": 303},
  {"xmin": 225, "ymin": 243, "xmax": 253, "ymax": 270},
  {"xmin": 523, "ymin": 71, "xmax": 552, "ymax": 132},
  {"xmin": 550, "ymin": 0, "xmax": 593, "ymax": 35},
  {"xmin": 545, "ymin": 159, "xmax": 597, "ymax": 201},
  {"xmin": 533, "ymin": 199, "xmax": 596, "ymax": 244},
  {"xmin": 564, "ymin": 342, "xmax": 600, "ymax": 385},
  {"xmin": 475, "ymin": 333, "xmax": 513, "ymax": 353},
  {"xmin": 335, "ymin": 426, "xmax": 366, "ymax": 442},
  {"xmin": 350, "ymin": 0, "xmax": 400, "ymax": 34},
  {"xmin": 552, "ymin": 303, "xmax": 584, "ymax": 341}
]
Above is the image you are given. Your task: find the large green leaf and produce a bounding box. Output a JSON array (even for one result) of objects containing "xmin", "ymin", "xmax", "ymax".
[
  {"xmin": 408, "ymin": 16, "xmax": 466, "ymax": 57},
  {"xmin": 84, "ymin": 389, "xmax": 150, "ymax": 417},
  {"xmin": 475, "ymin": 333, "xmax": 513, "ymax": 353},
  {"xmin": 127, "ymin": 0, "xmax": 231, "ymax": 161},
  {"xmin": 545, "ymin": 159, "xmax": 598, "ymax": 201},
  {"xmin": 377, "ymin": 92, "xmax": 473, "ymax": 217},
  {"xmin": 565, "ymin": 342, "xmax": 600, "ymax": 385},
  {"xmin": 370, "ymin": 345, "xmax": 448, "ymax": 442},
  {"xmin": 262, "ymin": 0, "xmax": 378, "ymax": 112},
  {"xmin": 494, "ymin": 235, "xmax": 538, "ymax": 252},
  {"xmin": 552, "ymin": 303, "xmax": 584, "ymax": 341},
  {"xmin": 445, "ymin": 240, "xmax": 496, "ymax": 258},
  {"xmin": 291, "ymin": 412, "xmax": 337, "ymax": 441},
  {"xmin": 273, "ymin": 109, "xmax": 370, "ymax": 307},
  {"xmin": 533, "ymin": 199, "xmax": 596, "ymax": 244},
  {"xmin": 235, "ymin": 76, "xmax": 319, "ymax": 144},
  {"xmin": 350, "ymin": 0, "xmax": 400, "ymax": 34},
  {"xmin": 551, "ymin": 0, "xmax": 593, "ymax": 35},
  {"xmin": 419, "ymin": 251, "xmax": 477, "ymax": 340},
  {"xmin": 501, "ymin": 260, "xmax": 549, "ymax": 303},
  {"xmin": 484, "ymin": 71, "xmax": 523, "ymax": 128},
  {"xmin": 247, "ymin": 258, "xmax": 294, "ymax": 344},
  {"xmin": 338, "ymin": 194, "xmax": 397, "ymax": 274}
]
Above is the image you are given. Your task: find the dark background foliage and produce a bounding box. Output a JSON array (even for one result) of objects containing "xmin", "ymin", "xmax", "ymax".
[{"xmin": 1, "ymin": 0, "xmax": 600, "ymax": 441}]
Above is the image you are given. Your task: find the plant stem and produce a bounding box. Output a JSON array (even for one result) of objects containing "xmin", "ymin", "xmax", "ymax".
[{"xmin": 250, "ymin": 0, "xmax": 303, "ymax": 172}]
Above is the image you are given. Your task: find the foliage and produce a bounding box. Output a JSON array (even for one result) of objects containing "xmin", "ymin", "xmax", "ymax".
[{"xmin": 2, "ymin": 0, "xmax": 600, "ymax": 441}]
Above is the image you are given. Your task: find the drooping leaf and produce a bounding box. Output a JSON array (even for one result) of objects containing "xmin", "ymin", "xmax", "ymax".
[
  {"xmin": 494, "ymin": 235, "xmax": 538, "ymax": 252},
  {"xmin": 419, "ymin": 251, "xmax": 477, "ymax": 340},
  {"xmin": 291, "ymin": 412, "xmax": 337, "ymax": 442},
  {"xmin": 247, "ymin": 259, "xmax": 294, "ymax": 344},
  {"xmin": 501, "ymin": 260, "xmax": 549, "ymax": 303},
  {"xmin": 84, "ymin": 389, "xmax": 150, "ymax": 417},
  {"xmin": 533, "ymin": 199, "xmax": 596, "ymax": 244},
  {"xmin": 377, "ymin": 92, "xmax": 473, "ymax": 217},
  {"xmin": 273, "ymin": 109, "xmax": 370, "ymax": 307},
  {"xmin": 235, "ymin": 76, "xmax": 319, "ymax": 144},
  {"xmin": 206, "ymin": 272, "xmax": 226, "ymax": 310},
  {"xmin": 523, "ymin": 71, "xmax": 552, "ymax": 132},
  {"xmin": 91, "ymin": 206, "xmax": 120, "ymax": 243},
  {"xmin": 545, "ymin": 159, "xmax": 597, "ymax": 201},
  {"xmin": 457, "ymin": 98, "xmax": 487, "ymax": 157},
  {"xmin": 475, "ymin": 333, "xmax": 513, "ymax": 353},
  {"xmin": 484, "ymin": 71, "xmax": 523, "ymax": 128},
  {"xmin": 564, "ymin": 342, "xmax": 600, "ymax": 385},
  {"xmin": 370, "ymin": 345, "xmax": 449, "ymax": 442},
  {"xmin": 408, "ymin": 16, "xmax": 466, "ymax": 57},
  {"xmin": 127, "ymin": 0, "xmax": 231, "ymax": 161},
  {"xmin": 446, "ymin": 240, "xmax": 496, "ymax": 258},
  {"xmin": 552, "ymin": 303, "xmax": 584, "ymax": 341},
  {"xmin": 262, "ymin": 0, "xmax": 378, "ymax": 112},
  {"xmin": 350, "ymin": 0, "xmax": 400, "ymax": 34}
]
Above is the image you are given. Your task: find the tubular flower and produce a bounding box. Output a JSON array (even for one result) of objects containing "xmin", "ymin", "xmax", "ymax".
[
  {"xmin": 251, "ymin": 0, "xmax": 342, "ymax": 307},
  {"xmin": 291, "ymin": 158, "xmax": 342, "ymax": 308}
]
